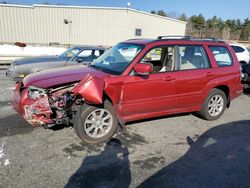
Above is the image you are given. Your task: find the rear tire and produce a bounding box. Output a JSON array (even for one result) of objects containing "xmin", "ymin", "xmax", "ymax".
[
  {"xmin": 199, "ymin": 89, "xmax": 227, "ymax": 120},
  {"xmin": 74, "ymin": 100, "xmax": 118, "ymax": 144}
]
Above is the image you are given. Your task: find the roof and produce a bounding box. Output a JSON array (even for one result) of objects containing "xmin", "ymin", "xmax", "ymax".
[
  {"xmin": 0, "ymin": 3, "xmax": 186, "ymax": 25},
  {"xmin": 123, "ymin": 39, "xmax": 154, "ymax": 45},
  {"xmin": 123, "ymin": 36, "xmax": 226, "ymax": 45},
  {"xmin": 72, "ymin": 45, "xmax": 106, "ymax": 50}
]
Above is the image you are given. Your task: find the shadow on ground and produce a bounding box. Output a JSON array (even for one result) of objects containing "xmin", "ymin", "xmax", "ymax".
[
  {"xmin": 65, "ymin": 138, "xmax": 131, "ymax": 188},
  {"xmin": 0, "ymin": 114, "xmax": 36, "ymax": 138},
  {"xmin": 138, "ymin": 120, "xmax": 250, "ymax": 188},
  {"xmin": 243, "ymin": 88, "xmax": 250, "ymax": 97}
]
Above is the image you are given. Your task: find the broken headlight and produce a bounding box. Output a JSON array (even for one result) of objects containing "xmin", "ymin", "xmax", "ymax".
[{"xmin": 27, "ymin": 86, "xmax": 47, "ymax": 99}]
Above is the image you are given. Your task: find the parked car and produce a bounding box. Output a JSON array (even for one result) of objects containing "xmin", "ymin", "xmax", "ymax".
[
  {"xmin": 230, "ymin": 44, "xmax": 250, "ymax": 64},
  {"xmin": 6, "ymin": 46, "xmax": 105, "ymax": 81},
  {"xmin": 13, "ymin": 37, "xmax": 243, "ymax": 143},
  {"xmin": 241, "ymin": 63, "xmax": 250, "ymax": 89},
  {"xmin": 247, "ymin": 48, "xmax": 250, "ymax": 53}
]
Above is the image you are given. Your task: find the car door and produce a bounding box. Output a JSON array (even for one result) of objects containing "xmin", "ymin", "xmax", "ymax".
[
  {"xmin": 174, "ymin": 45, "xmax": 212, "ymax": 109},
  {"xmin": 120, "ymin": 46, "xmax": 177, "ymax": 117}
]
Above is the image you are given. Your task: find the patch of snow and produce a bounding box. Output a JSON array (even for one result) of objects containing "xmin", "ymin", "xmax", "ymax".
[
  {"xmin": 4, "ymin": 159, "xmax": 10, "ymax": 166},
  {"xmin": 9, "ymin": 87, "xmax": 16, "ymax": 90},
  {"xmin": 0, "ymin": 44, "xmax": 67, "ymax": 57}
]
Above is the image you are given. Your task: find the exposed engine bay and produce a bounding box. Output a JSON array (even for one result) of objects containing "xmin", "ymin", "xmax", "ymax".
[{"xmin": 23, "ymin": 83, "xmax": 79, "ymax": 128}]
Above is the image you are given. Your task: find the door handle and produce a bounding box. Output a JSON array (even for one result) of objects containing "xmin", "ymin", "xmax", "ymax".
[{"xmin": 163, "ymin": 76, "xmax": 175, "ymax": 81}]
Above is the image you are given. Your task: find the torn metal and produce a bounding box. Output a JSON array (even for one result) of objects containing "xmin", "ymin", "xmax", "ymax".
[{"xmin": 23, "ymin": 84, "xmax": 77, "ymax": 127}]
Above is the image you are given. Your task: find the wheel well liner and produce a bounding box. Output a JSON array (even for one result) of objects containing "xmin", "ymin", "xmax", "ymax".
[{"xmin": 214, "ymin": 85, "xmax": 230, "ymax": 107}]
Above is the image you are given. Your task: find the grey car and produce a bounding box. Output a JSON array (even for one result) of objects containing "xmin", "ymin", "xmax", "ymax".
[{"xmin": 6, "ymin": 46, "xmax": 105, "ymax": 81}]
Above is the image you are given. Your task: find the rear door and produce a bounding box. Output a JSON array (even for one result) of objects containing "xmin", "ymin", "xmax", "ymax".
[{"xmin": 174, "ymin": 45, "xmax": 213, "ymax": 109}]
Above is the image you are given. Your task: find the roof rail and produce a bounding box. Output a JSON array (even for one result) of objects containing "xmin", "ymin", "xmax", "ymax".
[
  {"xmin": 157, "ymin": 35, "xmax": 225, "ymax": 43},
  {"xmin": 157, "ymin": 35, "xmax": 191, "ymax": 40},
  {"xmin": 126, "ymin": 38, "xmax": 152, "ymax": 41},
  {"xmin": 190, "ymin": 37, "xmax": 225, "ymax": 43}
]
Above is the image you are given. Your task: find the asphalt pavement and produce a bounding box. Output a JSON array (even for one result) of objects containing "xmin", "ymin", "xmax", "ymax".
[{"xmin": 0, "ymin": 70, "xmax": 250, "ymax": 188}]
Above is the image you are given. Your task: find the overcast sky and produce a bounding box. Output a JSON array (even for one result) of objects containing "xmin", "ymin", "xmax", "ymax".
[{"xmin": 8, "ymin": 0, "xmax": 250, "ymax": 21}]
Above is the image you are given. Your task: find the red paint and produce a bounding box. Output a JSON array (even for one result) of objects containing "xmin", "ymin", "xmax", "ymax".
[
  {"xmin": 134, "ymin": 63, "xmax": 153, "ymax": 75},
  {"xmin": 72, "ymin": 74, "xmax": 105, "ymax": 104},
  {"xmin": 13, "ymin": 39, "xmax": 243, "ymax": 126}
]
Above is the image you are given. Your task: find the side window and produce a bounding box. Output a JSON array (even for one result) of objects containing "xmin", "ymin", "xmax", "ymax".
[
  {"xmin": 231, "ymin": 45, "xmax": 244, "ymax": 53},
  {"xmin": 209, "ymin": 46, "xmax": 233, "ymax": 67},
  {"xmin": 140, "ymin": 46, "xmax": 175, "ymax": 73},
  {"xmin": 75, "ymin": 50, "xmax": 96, "ymax": 62},
  {"xmin": 94, "ymin": 50, "xmax": 105, "ymax": 57},
  {"xmin": 78, "ymin": 50, "xmax": 92, "ymax": 57},
  {"xmin": 178, "ymin": 45, "xmax": 210, "ymax": 70}
]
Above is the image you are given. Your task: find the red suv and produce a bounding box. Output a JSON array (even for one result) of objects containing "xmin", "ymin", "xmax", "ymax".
[{"xmin": 13, "ymin": 36, "xmax": 243, "ymax": 143}]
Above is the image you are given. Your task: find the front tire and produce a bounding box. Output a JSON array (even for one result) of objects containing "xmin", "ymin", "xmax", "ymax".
[
  {"xmin": 74, "ymin": 100, "xmax": 118, "ymax": 144},
  {"xmin": 199, "ymin": 89, "xmax": 227, "ymax": 120}
]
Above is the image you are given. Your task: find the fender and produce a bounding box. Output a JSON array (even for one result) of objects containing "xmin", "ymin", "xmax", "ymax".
[{"xmin": 72, "ymin": 74, "xmax": 104, "ymax": 104}]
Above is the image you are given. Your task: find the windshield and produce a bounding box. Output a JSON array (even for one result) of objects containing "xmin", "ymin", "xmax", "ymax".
[
  {"xmin": 91, "ymin": 43, "xmax": 144, "ymax": 75},
  {"xmin": 59, "ymin": 47, "xmax": 82, "ymax": 61}
]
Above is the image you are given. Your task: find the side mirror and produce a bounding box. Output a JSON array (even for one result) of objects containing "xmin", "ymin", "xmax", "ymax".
[{"xmin": 134, "ymin": 63, "xmax": 152, "ymax": 76}]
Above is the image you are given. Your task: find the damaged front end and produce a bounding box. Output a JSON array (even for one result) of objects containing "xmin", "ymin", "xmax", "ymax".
[
  {"xmin": 23, "ymin": 84, "xmax": 77, "ymax": 128},
  {"xmin": 19, "ymin": 72, "xmax": 107, "ymax": 128}
]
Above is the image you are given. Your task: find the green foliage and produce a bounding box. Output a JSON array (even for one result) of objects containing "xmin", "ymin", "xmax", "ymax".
[
  {"xmin": 240, "ymin": 19, "xmax": 250, "ymax": 40},
  {"xmin": 157, "ymin": 10, "xmax": 167, "ymax": 17},
  {"xmin": 151, "ymin": 10, "xmax": 156, "ymax": 14},
  {"xmin": 179, "ymin": 13, "xmax": 187, "ymax": 22},
  {"xmin": 190, "ymin": 14, "xmax": 205, "ymax": 30},
  {"xmin": 207, "ymin": 16, "xmax": 224, "ymax": 30},
  {"xmin": 189, "ymin": 14, "xmax": 206, "ymax": 37},
  {"xmin": 150, "ymin": 10, "xmax": 167, "ymax": 17},
  {"xmin": 150, "ymin": 9, "xmax": 249, "ymax": 41}
]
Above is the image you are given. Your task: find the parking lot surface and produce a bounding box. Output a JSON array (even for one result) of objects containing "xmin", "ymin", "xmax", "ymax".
[{"xmin": 0, "ymin": 70, "xmax": 250, "ymax": 188}]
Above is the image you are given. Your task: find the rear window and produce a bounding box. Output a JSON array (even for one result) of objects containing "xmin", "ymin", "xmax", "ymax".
[
  {"xmin": 231, "ymin": 45, "xmax": 245, "ymax": 53},
  {"xmin": 209, "ymin": 46, "xmax": 233, "ymax": 67}
]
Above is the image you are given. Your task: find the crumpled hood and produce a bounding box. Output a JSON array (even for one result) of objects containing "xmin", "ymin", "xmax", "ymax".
[
  {"xmin": 14, "ymin": 56, "xmax": 62, "ymax": 66},
  {"xmin": 23, "ymin": 65, "xmax": 109, "ymax": 88}
]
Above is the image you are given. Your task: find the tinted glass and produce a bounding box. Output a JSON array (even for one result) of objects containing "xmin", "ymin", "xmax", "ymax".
[
  {"xmin": 140, "ymin": 46, "xmax": 174, "ymax": 73},
  {"xmin": 231, "ymin": 45, "xmax": 245, "ymax": 53},
  {"xmin": 91, "ymin": 43, "xmax": 144, "ymax": 75},
  {"xmin": 59, "ymin": 47, "xmax": 81, "ymax": 60},
  {"xmin": 178, "ymin": 45, "xmax": 210, "ymax": 70},
  {"xmin": 209, "ymin": 46, "xmax": 233, "ymax": 67}
]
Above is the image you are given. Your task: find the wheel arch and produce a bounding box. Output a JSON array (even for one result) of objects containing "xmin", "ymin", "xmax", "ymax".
[
  {"xmin": 239, "ymin": 60, "xmax": 248, "ymax": 65},
  {"xmin": 213, "ymin": 85, "xmax": 230, "ymax": 107}
]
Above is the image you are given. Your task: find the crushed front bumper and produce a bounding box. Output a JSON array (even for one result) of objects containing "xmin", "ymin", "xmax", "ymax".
[{"xmin": 13, "ymin": 82, "xmax": 54, "ymax": 126}]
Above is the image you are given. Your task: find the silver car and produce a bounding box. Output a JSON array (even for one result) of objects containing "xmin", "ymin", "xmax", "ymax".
[{"xmin": 6, "ymin": 46, "xmax": 105, "ymax": 81}]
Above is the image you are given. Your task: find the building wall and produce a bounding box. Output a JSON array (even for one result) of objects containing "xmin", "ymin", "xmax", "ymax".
[{"xmin": 0, "ymin": 4, "xmax": 186, "ymax": 46}]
